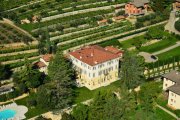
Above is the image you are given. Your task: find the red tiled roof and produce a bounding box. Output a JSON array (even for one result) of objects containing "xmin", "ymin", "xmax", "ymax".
[
  {"xmin": 112, "ymin": 16, "xmax": 125, "ymax": 20},
  {"xmin": 105, "ymin": 46, "xmax": 123, "ymax": 56},
  {"xmin": 98, "ymin": 19, "xmax": 107, "ymax": 23},
  {"xmin": 69, "ymin": 45, "xmax": 122, "ymax": 66},
  {"xmin": 42, "ymin": 54, "xmax": 53, "ymax": 62},
  {"xmin": 35, "ymin": 61, "xmax": 46, "ymax": 68}
]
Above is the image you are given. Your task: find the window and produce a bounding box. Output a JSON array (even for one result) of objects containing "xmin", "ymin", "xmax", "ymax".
[
  {"xmin": 172, "ymin": 93, "xmax": 174, "ymax": 96},
  {"xmin": 93, "ymin": 67, "xmax": 96, "ymax": 70},
  {"xmin": 165, "ymin": 84, "xmax": 167, "ymax": 87},
  {"xmin": 93, "ymin": 73, "xmax": 95, "ymax": 77},
  {"xmin": 171, "ymin": 99, "xmax": 173, "ymax": 102}
]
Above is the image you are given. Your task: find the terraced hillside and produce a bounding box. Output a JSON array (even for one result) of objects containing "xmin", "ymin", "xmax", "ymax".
[
  {"xmin": 0, "ymin": 21, "xmax": 39, "ymax": 70},
  {"xmin": 0, "ymin": 0, "xmax": 171, "ymax": 71}
]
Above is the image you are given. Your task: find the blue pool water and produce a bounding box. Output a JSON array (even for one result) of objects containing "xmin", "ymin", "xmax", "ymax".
[{"xmin": 0, "ymin": 109, "xmax": 16, "ymax": 120}]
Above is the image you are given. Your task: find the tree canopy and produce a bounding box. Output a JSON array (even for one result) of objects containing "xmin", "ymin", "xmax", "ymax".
[
  {"xmin": 36, "ymin": 51, "xmax": 75, "ymax": 110},
  {"xmin": 120, "ymin": 51, "xmax": 145, "ymax": 90}
]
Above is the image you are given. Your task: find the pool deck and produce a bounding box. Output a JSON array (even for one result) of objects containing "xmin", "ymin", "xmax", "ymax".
[{"xmin": 0, "ymin": 103, "xmax": 28, "ymax": 120}]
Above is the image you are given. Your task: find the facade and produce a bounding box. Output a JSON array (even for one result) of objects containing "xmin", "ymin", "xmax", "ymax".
[
  {"xmin": 69, "ymin": 45, "xmax": 123, "ymax": 90},
  {"xmin": 34, "ymin": 54, "xmax": 53, "ymax": 74},
  {"xmin": 162, "ymin": 70, "xmax": 180, "ymax": 109},
  {"xmin": 125, "ymin": 0, "xmax": 150, "ymax": 16}
]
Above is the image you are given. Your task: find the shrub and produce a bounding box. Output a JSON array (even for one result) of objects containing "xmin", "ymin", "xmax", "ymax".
[
  {"xmin": 27, "ymin": 97, "xmax": 37, "ymax": 107},
  {"xmin": 35, "ymin": 115, "xmax": 52, "ymax": 120},
  {"xmin": 175, "ymin": 19, "xmax": 180, "ymax": 32},
  {"xmin": 175, "ymin": 110, "xmax": 180, "ymax": 118}
]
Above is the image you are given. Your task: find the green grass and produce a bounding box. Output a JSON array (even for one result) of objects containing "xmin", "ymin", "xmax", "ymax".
[
  {"xmin": 140, "ymin": 39, "xmax": 178, "ymax": 53},
  {"xmin": 14, "ymin": 95, "xmax": 49, "ymax": 119},
  {"xmin": 157, "ymin": 46, "xmax": 180, "ymax": 61},
  {"xmin": 74, "ymin": 80, "xmax": 121, "ymax": 103},
  {"xmin": 120, "ymin": 35, "xmax": 147, "ymax": 49},
  {"xmin": 155, "ymin": 107, "xmax": 176, "ymax": 120}
]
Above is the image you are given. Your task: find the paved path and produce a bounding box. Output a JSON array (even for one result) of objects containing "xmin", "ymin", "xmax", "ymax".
[
  {"xmin": 153, "ymin": 42, "xmax": 180, "ymax": 55},
  {"xmin": 42, "ymin": 3, "xmax": 125, "ymax": 22},
  {"xmin": 156, "ymin": 104, "xmax": 178, "ymax": 119},
  {"xmin": 165, "ymin": 10, "xmax": 180, "ymax": 35}
]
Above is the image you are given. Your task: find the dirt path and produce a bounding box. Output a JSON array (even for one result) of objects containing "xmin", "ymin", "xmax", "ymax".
[
  {"xmin": 1, "ymin": 19, "xmax": 38, "ymax": 42},
  {"xmin": 0, "ymin": 94, "xmax": 29, "ymax": 105},
  {"xmin": 2, "ymin": 56, "xmax": 40, "ymax": 65},
  {"xmin": 0, "ymin": 49, "xmax": 38, "ymax": 57}
]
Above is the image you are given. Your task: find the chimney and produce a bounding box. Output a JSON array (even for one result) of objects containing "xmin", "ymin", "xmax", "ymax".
[{"xmin": 91, "ymin": 53, "xmax": 93, "ymax": 56}]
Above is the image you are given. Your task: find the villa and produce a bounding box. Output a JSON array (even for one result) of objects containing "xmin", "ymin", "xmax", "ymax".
[
  {"xmin": 69, "ymin": 45, "xmax": 123, "ymax": 90},
  {"xmin": 34, "ymin": 54, "xmax": 53, "ymax": 74},
  {"xmin": 125, "ymin": 0, "xmax": 150, "ymax": 16},
  {"xmin": 162, "ymin": 70, "xmax": 180, "ymax": 110}
]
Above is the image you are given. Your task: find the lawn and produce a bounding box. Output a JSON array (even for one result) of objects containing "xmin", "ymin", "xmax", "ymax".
[
  {"xmin": 157, "ymin": 46, "xmax": 180, "ymax": 61},
  {"xmin": 3, "ymin": 80, "xmax": 121, "ymax": 119},
  {"xmin": 74, "ymin": 80, "xmax": 121, "ymax": 103},
  {"xmin": 14, "ymin": 94, "xmax": 49, "ymax": 119},
  {"xmin": 155, "ymin": 107, "xmax": 176, "ymax": 120},
  {"xmin": 120, "ymin": 35, "xmax": 147, "ymax": 49},
  {"xmin": 140, "ymin": 39, "xmax": 178, "ymax": 53}
]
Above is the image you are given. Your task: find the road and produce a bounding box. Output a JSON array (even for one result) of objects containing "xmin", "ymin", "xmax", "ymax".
[
  {"xmin": 165, "ymin": 10, "xmax": 180, "ymax": 35},
  {"xmin": 41, "ymin": 3, "xmax": 125, "ymax": 22},
  {"xmin": 153, "ymin": 41, "xmax": 180, "ymax": 55}
]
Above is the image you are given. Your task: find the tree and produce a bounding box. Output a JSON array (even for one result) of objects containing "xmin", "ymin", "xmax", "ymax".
[
  {"xmin": 132, "ymin": 38, "xmax": 143, "ymax": 50},
  {"xmin": 120, "ymin": 51, "xmax": 145, "ymax": 89},
  {"xmin": 145, "ymin": 26, "xmax": 164, "ymax": 40},
  {"xmin": 13, "ymin": 58, "xmax": 44, "ymax": 92},
  {"xmin": 72, "ymin": 104, "xmax": 89, "ymax": 120},
  {"xmin": 37, "ymin": 51, "xmax": 75, "ymax": 110},
  {"xmin": 175, "ymin": 19, "xmax": 180, "ymax": 32},
  {"xmin": 61, "ymin": 112, "xmax": 74, "ymax": 120},
  {"xmin": 0, "ymin": 63, "xmax": 12, "ymax": 81},
  {"xmin": 150, "ymin": 0, "xmax": 173, "ymax": 13},
  {"xmin": 71, "ymin": 90, "xmax": 137, "ymax": 120},
  {"xmin": 138, "ymin": 82, "xmax": 161, "ymax": 115}
]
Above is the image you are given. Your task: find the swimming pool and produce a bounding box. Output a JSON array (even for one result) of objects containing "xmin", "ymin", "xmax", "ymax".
[{"xmin": 0, "ymin": 109, "xmax": 16, "ymax": 120}]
